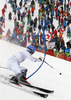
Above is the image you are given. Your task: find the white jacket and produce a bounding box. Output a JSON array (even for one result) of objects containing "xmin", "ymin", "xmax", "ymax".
[{"xmin": 10, "ymin": 50, "xmax": 40, "ymax": 64}]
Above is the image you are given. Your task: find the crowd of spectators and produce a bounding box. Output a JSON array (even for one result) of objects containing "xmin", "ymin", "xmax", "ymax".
[{"xmin": 0, "ymin": 0, "xmax": 71, "ymax": 61}]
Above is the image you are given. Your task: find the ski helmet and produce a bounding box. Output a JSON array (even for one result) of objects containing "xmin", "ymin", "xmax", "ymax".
[{"xmin": 27, "ymin": 45, "xmax": 35, "ymax": 54}]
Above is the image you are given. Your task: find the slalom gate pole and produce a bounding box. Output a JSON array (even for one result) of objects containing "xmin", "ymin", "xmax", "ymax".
[
  {"xmin": 43, "ymin": 60, "xmax": 62, "ymax": 75},
  {"xmin": 26, "ymin": 26, "xmax": 46, "ymax": 80}
]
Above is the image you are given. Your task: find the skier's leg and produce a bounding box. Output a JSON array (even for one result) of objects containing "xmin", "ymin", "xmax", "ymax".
[
  {"xmin": 7, "ymin": 59, "xmax": 21, "ymax": 84},
  {"xmin": 19, "ymin": 66, "xmax": 27, "ymax": 77},
  {"xmin": 7, "ymin": 59, "xmax": 27, "ymax": 83},
  {"xmin": 7, "ymin": 59, "xmax": 21, "ymax": 74}
]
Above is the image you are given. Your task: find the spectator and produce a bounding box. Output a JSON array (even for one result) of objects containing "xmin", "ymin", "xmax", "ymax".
[
  {"xmin": 61, "ymin": 44, "xmax": 66, "ymax": 53},
  {"xmin": 31, "ymin": 6, "xmax": 35, "ymax": 16},
  {"xmin": 55, "ymin": 39, "xmax": 61, "ymax": 52},
  {"xmin": 8, "ymin": 12, "xmax": 12, "ymax": 20},
  {"xmin": 0, "ymin": 26, "xmax": 3, "ymax": 39},
  {"xmin": 2, "ymin": 8, "xmax": 5, "ymax": 16}
]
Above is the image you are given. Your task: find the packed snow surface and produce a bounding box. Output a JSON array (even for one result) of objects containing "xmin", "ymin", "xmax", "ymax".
[
  {"xmin": 0, "ymin": 0, "xmax": 71, "ymax": 100},
  {"xmin": 0, "ymin": 39, "xmax": 71, "ymax": 100}
]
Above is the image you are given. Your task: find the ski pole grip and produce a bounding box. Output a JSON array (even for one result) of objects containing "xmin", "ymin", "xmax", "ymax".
[{"xmin": 39, "ymin": 57, "xmax": 42, "ymax": 61}]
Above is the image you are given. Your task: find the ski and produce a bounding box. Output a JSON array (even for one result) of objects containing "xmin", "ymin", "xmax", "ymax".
[
  {"xmin": 19, "ymin": 81, "xmax": 54, "ymax": 94},
  {"xmin": 0, "ymin": 74, "xmax": 48, "ymax": 98}
]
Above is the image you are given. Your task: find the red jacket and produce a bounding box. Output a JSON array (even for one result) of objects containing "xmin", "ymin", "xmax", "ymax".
[
  {"xmin": 2, "ymin": 8, "xmax": 5, "ymax": 14},
  {"xmin": 61, "ymin": 18, "xmax": 63, "ymax": 24},
  {"xmin": 53, "ymin": 29, "xmax": 57, "ymax": 35},
  {"xmin": 31, "ymin": 7, "xmax": 34, "ymax": 12},
  {"xmin": 27, "ymin": 10, "xmax": 31, "ymax": 14},
  {"xmin": 58, "ymin": 15, "xmax": 61, "ymax": 20},
  {"xmin": 4, "ymin": 4, "xmax": 7, "ymax": 9},
  {"xmin": 56, "ymin": 3, "xmax": 59, "ymax": 7}
]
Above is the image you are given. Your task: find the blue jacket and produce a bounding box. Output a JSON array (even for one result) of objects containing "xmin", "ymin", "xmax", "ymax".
[
  {"xmin": 17, "ymin": 7, "xmax": 20, "ymax": 11},
  {"xmin": 61, "ymin": 46, "xmax": 66, "ymax": 52},
  {"xmin": 63, "ymin": 20, "xmax": 67, "ymax": 26},
  {"xmin": 24, "ymin": 0, "xmax": 27, "ymax": 3},
  {"xmin": 66, "ymin": 48, "xmax": 70, "ymax": 53},
  {"xmin": 52, "ymin": 38, "xmax": 57, "ymax": 42},
  {"xmin": 13, "ymin": 31, "xmax": 17, "ymax": 38},
  {"xmin": 51, "ymin": 11, "xmax": 54, "ymax": 16},
  {"xmin": 47, "ymin": 20, "xmax": 50, "ymax": 25},
  {"xmin": 45, "ymin": 6, "xmax": 49, "ymax": 11}
]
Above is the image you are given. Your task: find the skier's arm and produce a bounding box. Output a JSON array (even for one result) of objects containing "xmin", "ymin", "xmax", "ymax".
[{"xmin": 27, "ymin": 53, "xmax": 41, "ymax": 62}]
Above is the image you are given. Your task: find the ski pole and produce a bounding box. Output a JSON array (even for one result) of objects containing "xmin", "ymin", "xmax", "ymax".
[
  {"xmin": 44, "ymin": 61, "xmax": 62, "ymax": 75},
  {"xmin": 39, "ymin": 58, "xmax": 62, "ymax": 75},
  {"xmin": 0, "ymin": 66, "xmax": 8, "ymax": 69}
]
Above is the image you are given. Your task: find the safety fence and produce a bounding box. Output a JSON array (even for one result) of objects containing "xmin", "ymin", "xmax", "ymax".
[
  {"xmin": 2, "ymin": 37, "xmax": 71, "ymax": 62},
  {"xmin": 36, "ymin": 49, "xmax": 71, "ymax": 62}
]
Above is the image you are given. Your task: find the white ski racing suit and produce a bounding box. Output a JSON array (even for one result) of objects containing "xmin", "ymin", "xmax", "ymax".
[{"xmin": 7, "ymin": 50, "xmax": 40, "ymax": 74}]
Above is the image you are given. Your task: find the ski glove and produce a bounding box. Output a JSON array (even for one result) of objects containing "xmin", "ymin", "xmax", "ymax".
[
  {"xmin": 34, "ymin": 57, "xmax": 43, "ymax": 62},
  {"xmin": 38, "ymin": 57, "xmax": 43, "ymax": 61},
  {"xmin": 34, "ymin": 58, "xmax": 42, "ymax": 62}
]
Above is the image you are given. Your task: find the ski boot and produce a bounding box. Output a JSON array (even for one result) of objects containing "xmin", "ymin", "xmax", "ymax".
[
  {"xmin": 19, "ymin": 69, "xmax": 29, "ymax": 84},
  {"xmin": 10, "ymin": 76, "xmax": 19, "ymax": 85},
  {"xmin": 21, "ymin": 69, "xmax": 27, "ymax": 78},
  {"xmin": 10, "ymin": 69, "xmax": 28, "ymax": 85}
]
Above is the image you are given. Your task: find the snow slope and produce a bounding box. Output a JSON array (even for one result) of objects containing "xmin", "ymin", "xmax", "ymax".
[
  {"xmin": 0, "ymin": 39, "xmax": 71, "ymax": 100},
  {"xmin": 0, "ymin": 0, "xmax": 71, "ymax": 100}
]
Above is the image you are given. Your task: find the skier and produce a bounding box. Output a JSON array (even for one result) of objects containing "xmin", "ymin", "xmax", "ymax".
[{"xmin": 7, "ymin": 45, "xmax": 41, "ymax": 84}]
